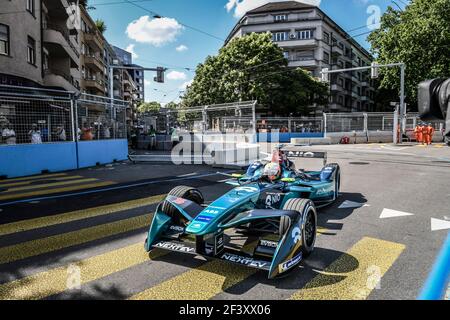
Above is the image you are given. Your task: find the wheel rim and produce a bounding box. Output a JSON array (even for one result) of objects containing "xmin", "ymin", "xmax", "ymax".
[{"xmin": 304, "ymin": 210, "xmax": 316, "ymax": 247}]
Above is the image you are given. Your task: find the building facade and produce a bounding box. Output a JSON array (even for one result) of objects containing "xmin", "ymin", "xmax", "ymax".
[
  {"xmin": 112, "ymin": 46, "xmax": 145, "ymax": 102},
  {"xmin": 225, "ymin": 1, "xmax": 376, "ymax": 113},
  {"xmin": 0, "ymin": 0, "xmax": 80, "ymax": 91}
]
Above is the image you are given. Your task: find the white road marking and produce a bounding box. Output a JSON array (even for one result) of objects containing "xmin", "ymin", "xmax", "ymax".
[
  {"xmin": 177, "ymin": 172, "xmax": 198, "ymax": 178},
  {"xmin": 380, "ymin": 208, "xmax": 414, "ymax": 219},
  {"xmin": 338, "ymin": 200, "xmax": 370, "ymax": 209},
  {"xmin": 431, "ymin": 218, "xmax": 450, "ymax": 231}
]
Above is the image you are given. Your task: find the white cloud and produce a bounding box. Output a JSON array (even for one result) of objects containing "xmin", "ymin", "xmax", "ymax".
[
  {"xmin": 167, "ymin": 71, "xmax": 187, "ymax": 81},
  {"xmin": 226, "ymin": 0, "xmax": 322, "ymax": 18},
  {"xmin": 144, "ymin": 79, "xmax": 151, "ymax": 86},
  {"xmin": 176, "ymin": 45, "xmax": 188, "ymax": 52},
  {"xmin": 179, "ymin": 80, "xmax": 193, "ymax": 90},
  {"xmin": 126, "ymin": 16, "xmax": 183, "ymax": 47},
  {"xmin": 125, "ymin": 44, "xmax": 139, "ymax": 59}
]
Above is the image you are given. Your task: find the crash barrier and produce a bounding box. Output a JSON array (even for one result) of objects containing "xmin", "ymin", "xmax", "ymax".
[
  {"xmin": 419, "ymin": 234, "xmax": 450, "ymax": 300},
  {"xmin": 257, "ymin": 132, "xmax": 324, "ymax": 143},
  {"xmin": 0, "ymin": 85, "xmax": 129, "ymax": 178}
]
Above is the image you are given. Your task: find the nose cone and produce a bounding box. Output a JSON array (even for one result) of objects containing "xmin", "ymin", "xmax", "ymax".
[{"xmin": 185, "ymin": 214, "xmax": 214, "ymax": 234}]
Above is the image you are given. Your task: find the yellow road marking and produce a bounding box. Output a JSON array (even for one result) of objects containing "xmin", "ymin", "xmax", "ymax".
[
  {"xmin": 0, "ymin": 176, "xmax": 86, "ymax": 188},
  {"xmin": 0, "ymin": 242, "xmax": 165, "ymax": 300},
  {"xmin": 0, "ymin": 194, "xmax": 165, "ymax": 236},
  {"xmin": 130, "ymin": 259, "xmax": 256, "ymax": 300},
  {"xmin": 0, "ymin": 214, "xmax": 151, "ymax": 264},
  {"xmin": 130, "ymin": 240, "xmax": 259, "ymax": 300},
  {"xmin": 289, "ymin": 237, "xmax": 405, "ymax": 300},
  {"xmin": 0, "ymin": 173, "xmax": 67, "ymax": 183},
  {"xmin": 0, "ymin": 181, "xmax": 115, "ymax": 201},
  {"xmin": 0, "ymin": 178, "xmax": 100, "ymax": 193}
]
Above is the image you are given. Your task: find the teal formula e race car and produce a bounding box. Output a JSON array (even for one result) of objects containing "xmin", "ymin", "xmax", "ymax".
[{"xmin": 144, "ymin": 147, "xmax": 340, "ymax": 279}]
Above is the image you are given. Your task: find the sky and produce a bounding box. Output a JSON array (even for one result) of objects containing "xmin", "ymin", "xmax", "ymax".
[{"xmin": 88, "ymin": 0, "xmax": 409, "ymax": 105}]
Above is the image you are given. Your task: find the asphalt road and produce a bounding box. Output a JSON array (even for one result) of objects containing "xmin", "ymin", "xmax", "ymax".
[{"xmin": 0, "ymin": 143, "xmax": 449, "ymax": 300}]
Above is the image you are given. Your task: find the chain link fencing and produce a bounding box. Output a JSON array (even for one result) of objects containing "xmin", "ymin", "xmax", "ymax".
[{"xmin": 0, "ymin": 85, "xmax": 129, "ymax": 146}]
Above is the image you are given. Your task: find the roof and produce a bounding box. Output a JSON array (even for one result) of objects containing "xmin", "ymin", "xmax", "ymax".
[{"xmin": 247, "ymin": 1, "xmax": 315, "ymax": 14}]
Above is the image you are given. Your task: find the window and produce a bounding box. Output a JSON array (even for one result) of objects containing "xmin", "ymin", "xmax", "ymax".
[
  {"xmin": 298, "ymin": 29, "xmax": 313, "ymax": 40},
  {"xmin": 323, "ymin": 31, "xmax": 329, "ymax": 44},
  {"xmin": 323, "ymin": 51, "xmax": 330, "ymax": 63},
  {"xmin": 27, "ymin": 36, "xmax": 36, "ymax": 65},
  {"xmin": 274, "ymin": 14, "xmax": 287, "ymax": 22},
  {"xmin": 26, "ymin": 0, "xmax": 35, "ymax": 16},
  {"xmin": 273, "ymin": 32, "xmax": 288, "ymax": 42},
  {"xmin": 0, "ymin": 24, "xmax": 9, "ymax": 56}
]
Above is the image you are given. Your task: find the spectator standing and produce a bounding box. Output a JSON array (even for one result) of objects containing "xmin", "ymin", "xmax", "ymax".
[
  {"xmin": 81, "ymin": 123, "xmax": 94, "ymax": 141},
  {"xmin": 29, "ymin": 124, "xmax": 42, "ymax": 144},
  {"xmin": 56, "ymin": 126, "xmax": 67, "ymax": 141},
  {"xmin": 1, "ymin": 122, "xmax": 16, "ymax": 145}
]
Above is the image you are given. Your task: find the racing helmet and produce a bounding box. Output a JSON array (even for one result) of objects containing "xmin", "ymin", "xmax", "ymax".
[{"xmin": 263, "ymin": 162, "xmax": 281, "ymax": 181}]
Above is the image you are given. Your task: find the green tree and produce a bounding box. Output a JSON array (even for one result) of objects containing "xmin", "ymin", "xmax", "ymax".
[
  {"xmin": 95, "ymin": 19, "xmax": 107, "ymax": 34},
  {"xmin": 182, "ymin": 33, "xmax": 328, "ymax": 116},
  {"xmin": 368, "ymin": 0, "xmax": 450, "ymax": 107},
  {"xmin": 137, "ymin": 101, "xmax": 161, "ymax": 113}
]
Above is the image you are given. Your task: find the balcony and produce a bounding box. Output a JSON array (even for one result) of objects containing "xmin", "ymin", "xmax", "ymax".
[
  {"xmin": 361, "ymin": 81, "xmax": 369, "ymax": 87},
  {"xmin": 43, "ymin": 0, "xmax": 70, "ymax": 18},
  {"xmin": 276, "ymin": 38, "xmax": 318, "ymax": 49},
  {"xmin": 44, "ymin": 24, "xmax": 80, "ymax": 66},
  {"xmin": 83, "ymin": 55, "xmax": 105, "ymax": 73},
  {"xmin": 84, "ymin": 31, "xmax": 104, "ymax": 51},
  {"xmin": 331, "ymin": 84, "xmax": 344, "ymax": 92},
  {"xmin": 43, "ymin": 69, "xmax": 79, "ymax": 92},
  {"xmin": 83, "ymin": 76, "xmax": 106, "ymax": 94},
  {"xmin": 287, "ymin": 56, "xmax": 317, "ymax": 68},
  {"xmin": 332, "ymin": 46, "xmax": 344, "ymax": 56}
]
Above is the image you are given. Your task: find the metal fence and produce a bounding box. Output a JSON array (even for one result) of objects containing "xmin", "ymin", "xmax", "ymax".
[
  {"xmin": 0, "ymin": 85, "xmax": 129, "ymax": 145},
  {"xmin": 137, "ymin": 101, "xmax": 257, "ymax": 135}
]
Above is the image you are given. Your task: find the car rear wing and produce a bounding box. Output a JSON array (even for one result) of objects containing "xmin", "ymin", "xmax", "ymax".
[{"xmin": 281, "ymin": 149, "xmax": 327, "ymax": 166}]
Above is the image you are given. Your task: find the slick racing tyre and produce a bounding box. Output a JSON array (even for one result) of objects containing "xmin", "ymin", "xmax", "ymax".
[
  {"xmin": 327, "ymin": 163, "xmax": 341, "ymax": 200},
  {"xmin": 161, "ymin": 186, "xmax": 204, "ymax": 225},
  {"xmin": 280, "ymin": 198, "xmax": 317, "ymax": 257}
]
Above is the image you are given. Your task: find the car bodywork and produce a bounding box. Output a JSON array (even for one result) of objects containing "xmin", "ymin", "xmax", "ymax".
[{"xmin": 144, "ymin": 149, "xmax": 340, "ymax": 279}]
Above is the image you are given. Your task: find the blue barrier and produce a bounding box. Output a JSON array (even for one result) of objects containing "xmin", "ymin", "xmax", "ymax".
[
  {"xmin": 419, "ymin": 233, "xmax": 450, "ymax": 300},
  {"xmin": 0, "ymin": 143, "xmax": 78, "ymax": 178},
  {"xmin": 257, "ymin": 133, "xmax": 324, "ymax": 143},
  {"xmin": 77, "ymin": 139, "xmax": 129, "ymax": 168},
  {"xmin": 0, "ymin": 139, "xmax": 129, "ymax": 178}
]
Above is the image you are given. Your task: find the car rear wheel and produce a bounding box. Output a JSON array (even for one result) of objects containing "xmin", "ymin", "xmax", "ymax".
[
  {"xmin": 280, "ymin": 198, "xmax": 317, "ymax": 257},
  {"xmin": 161, "ymin": 186, "xmax": 204, "ymax": 225}
]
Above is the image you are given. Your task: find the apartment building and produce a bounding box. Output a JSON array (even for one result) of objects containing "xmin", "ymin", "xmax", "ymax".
[
  {"xmin": 0, "ymin": 0, "xmax": 80, "ymax": 91},
  {"xmin": 79, "ymin": 5, "xmax": 107, "ymax": 96},
  {"xmin": 112, "ymin": 46, "xmax": 145, "ymax": 101},
  {"xmin": 225, "ymin": 1, "xmax": 376, "ymax": 113}
]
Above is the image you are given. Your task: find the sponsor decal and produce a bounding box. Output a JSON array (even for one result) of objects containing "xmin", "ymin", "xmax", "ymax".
[
  {"xmin": 292, "ymin": 227, "xmax": 301, "ymax": 244},
  {"xmin": 203, "ymin": 209, "xmax": 220, "ymax": 215},
  {"xmin": 196, "ymin": 215, "xmax": 213, "ymax": 223},
  {"xmin": 259, "ymin": 240, "xmax": 279, "ymax": 248},
  {"xmin": 279, "ymin": 253, "xmax": 303, "ymax": 273},
  {"xmin": 265, "ymin": 193, "xmax": 281, "ymax": 208},
  {"xmin": 174, "ymin": 197, "xmax": 186, "ymax": 205},
  {"xmin": 154, "ymin": 241, "xmax": 195, "ymax": 253},
  {"xmin": 169, "ymin": 225, "xmax": 185, "ymax": 232},
  {"xmin": 221, "ymin": 253, "xmax": 269, "ymax": 269},
  {"xmin": 235, "ymin": 186, "xmax": 259, "ymax": 193}
]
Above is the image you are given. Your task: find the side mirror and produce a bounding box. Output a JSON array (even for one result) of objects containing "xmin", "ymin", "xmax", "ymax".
[
  {"xmin": 231, "ymin": 173, "xmax": 244, "ymax": 178},
  {"xmin": 281, "ymin": 178, "xmax": 295, "ymax": 183}
]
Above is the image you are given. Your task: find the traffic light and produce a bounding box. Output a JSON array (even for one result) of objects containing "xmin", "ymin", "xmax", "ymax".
[
  {"xmin": 321, "ymin": 68, "xmax": 329, "ymax": 82},
  {"xmin": 371, "ymin": 62, "xmax": 379, "ymax": 79},
  {"xmin": 154, "ymin": 67, "xmax": 165, "ymax": 83}
]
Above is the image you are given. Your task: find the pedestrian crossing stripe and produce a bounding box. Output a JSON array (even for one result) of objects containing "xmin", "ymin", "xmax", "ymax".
[
  {"xmin": 0, "ymin": 214, "xmax": 151, "ymax": 264},
  {"xmin": 0, "ymin": 178, "xmax": 100, "ymax": 194},
  {"xmin": 289, "ymin": 237, "xmax": 405, "ymax": 300},
  {"xmin": 0, "ymin": 175, "xmax": 85, "ymax": 189},
  {"xmin": 0, "ymin": 181, "xmax": 115, "ymax": 201},
  {"xmin": 0, "ymin": 243, "xmax": 166, "ymax": 300},
  {"xmin": 0, "ymin": 194, "xmax": 165, "ymax": 236},
  {"xmin": 129, "ymin": 241, "xmax": 260, "ymax": 300},
  {"xmin": 0, "ymin": 173, "xmax": 67, "ymax": 183}
]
